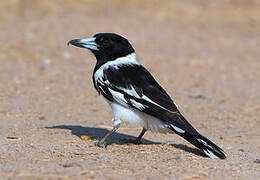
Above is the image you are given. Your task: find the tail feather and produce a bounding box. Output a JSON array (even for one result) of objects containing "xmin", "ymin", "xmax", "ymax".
[
  {"xmin": 170, "ymin": 125, "xmax": 226, "ymax": 159},
  {"xmin": 195, "ymin": 134, "xmax": 226, "ymax": 159}
]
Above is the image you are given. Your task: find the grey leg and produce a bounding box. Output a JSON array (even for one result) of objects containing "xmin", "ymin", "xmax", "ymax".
[
  {"xmin": 128, "ymin": 128, "xmax": 147, "ymax": 145},
  {"xmin": 135, "ymin": 128, "xmax": 147, "ymax": 144},
  {"xmin": 95, "ymin": 118, "xmax": 120, "ymax": 148}
]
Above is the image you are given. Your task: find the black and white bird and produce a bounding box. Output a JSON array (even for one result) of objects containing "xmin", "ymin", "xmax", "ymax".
[{"xmin": 68, "ymin": 33, "xmax": 226, "ymax": 159}]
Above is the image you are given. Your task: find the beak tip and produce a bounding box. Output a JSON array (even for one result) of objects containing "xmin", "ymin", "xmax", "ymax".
[
  {"xmin": 67, "ymin": 40, "xmax": 72, "ymax": 46},
  {"xmin": 67, "ymin": 38, "xmax": 98, "ymax": 51}
]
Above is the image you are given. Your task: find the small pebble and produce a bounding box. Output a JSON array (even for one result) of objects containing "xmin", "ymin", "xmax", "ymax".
[
  {"xmin": 43, "ymin": 58, "xmax": 51, "ymax": 65},
  {"xmin": 38, "ymin": 116, "xmax": 46, "ymax": 120},
  {"xmin": 25, "ymin": 32, "xmax": 33, "ymax": 40},
  {"xmin": 62, "ymin": 164, "xmax": 73, "ymax": 168},
  {"xmin": 254, "ymin": 159, "xmax": 260, "ymax": 164},
  {"xmin": 62, "ymin": 52, "xmax": 71, "ymax": 59}
]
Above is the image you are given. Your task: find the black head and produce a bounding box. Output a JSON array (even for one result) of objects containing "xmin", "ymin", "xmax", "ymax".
[{"xmin": 68, "ymin": 33, "xmax": 135, "ymax": 64}]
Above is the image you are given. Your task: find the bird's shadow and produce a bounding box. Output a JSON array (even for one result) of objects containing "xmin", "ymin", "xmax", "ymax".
[
  {"xmin": 45, "ymin": 125, "xmax": 207, "ymax": 158},
  {"xmin": 171, "ymin": 144, "xmax": 207, "ymax": 158},
  {"xmin": 45, "ymin": 125, "xmax": 157, "ymax": 145}
]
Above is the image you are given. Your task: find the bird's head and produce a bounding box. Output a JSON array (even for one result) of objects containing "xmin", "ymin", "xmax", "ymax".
[{"xmin": 68, "ymin": 33, "xmax": 135, "ymax": 64}]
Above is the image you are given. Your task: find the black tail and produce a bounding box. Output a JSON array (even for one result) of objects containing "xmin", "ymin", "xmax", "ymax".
[{"xmin": 170, "ymin": 125, "xmax": 226, "ymax": 159}]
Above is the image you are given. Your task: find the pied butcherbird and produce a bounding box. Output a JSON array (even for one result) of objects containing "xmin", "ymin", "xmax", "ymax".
[{"xmin": 68, "ymin": 33, "xmax": 226, "ymax": 159}]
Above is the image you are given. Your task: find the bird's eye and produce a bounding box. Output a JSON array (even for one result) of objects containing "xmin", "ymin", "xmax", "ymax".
[{"xmin": 102, "ymin": 39, "xmax": 109, "ymax": 46}]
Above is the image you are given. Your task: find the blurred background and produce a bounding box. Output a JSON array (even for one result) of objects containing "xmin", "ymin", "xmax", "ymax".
[
  {"xmin": 0, "ymin": 0, "xmax": 259, "ymax": 179},
  {"xmin": 1, "ymin": 0, "xmax": 259, "ymax": 111}
]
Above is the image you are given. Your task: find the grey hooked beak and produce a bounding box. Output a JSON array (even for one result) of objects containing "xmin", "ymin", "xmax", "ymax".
[{"xmin": 67, "ymin": 37, "xmax": 98, "ymax": 51}]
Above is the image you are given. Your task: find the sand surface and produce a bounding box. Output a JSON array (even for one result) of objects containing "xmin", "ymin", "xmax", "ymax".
[{"xmin": 0, "ymin": 0, "xmax": 259, "ymax": 179}]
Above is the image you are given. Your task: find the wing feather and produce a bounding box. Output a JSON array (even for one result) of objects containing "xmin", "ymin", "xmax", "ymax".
[{"xmin": 96, "ymin": 64, "xmax": 198, "ymax": 135}]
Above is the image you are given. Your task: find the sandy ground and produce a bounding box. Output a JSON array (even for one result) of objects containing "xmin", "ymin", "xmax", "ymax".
[{"xmin": 0, "ymin": 0, "xmax": 260, "ymax": 179}]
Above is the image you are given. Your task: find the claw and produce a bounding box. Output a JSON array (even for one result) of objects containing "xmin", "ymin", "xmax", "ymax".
[{"xmin": 95, "ymin": 141, "xmax": 107, "ymax": 148}]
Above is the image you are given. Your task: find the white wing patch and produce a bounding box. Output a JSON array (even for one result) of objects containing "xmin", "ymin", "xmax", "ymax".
[
  {"xmin": 108, "ymin": 88, "xmax": 128, "ymax": 107},
  {"xmin": 97, "ymin": 77, "xmax": 179, "ymax": 115},
  {"xmin": 118, "ymin": 86, "xmax": 179, "ymax": 115},
  {"xmin": 170, "ymin": 124, "xmax": 185, "ymax": 133},
  {"xmin": 98, "ymin": 85, "xmax": 106, "ymax": 95},
  {"xmin": 130, "ymin": 99, "xmax": 145, "ymax": 110},
  {"xmin": 120, "ymin": 85, "xmax": 141, "ymax": 98},
  {"xmin": 142, "ymin": 95, "xmax": 178, "ymax": 114}
]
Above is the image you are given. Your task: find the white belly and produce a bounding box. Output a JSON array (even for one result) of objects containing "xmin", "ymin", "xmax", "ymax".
[{"xmin": 109, "ymin": 102, "xmax": 172, "ymax": 133}]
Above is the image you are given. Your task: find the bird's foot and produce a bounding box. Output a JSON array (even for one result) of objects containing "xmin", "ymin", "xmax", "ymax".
[{"xmin": 95, "ymin": 141, "xmax": 107, "ymax": 148}]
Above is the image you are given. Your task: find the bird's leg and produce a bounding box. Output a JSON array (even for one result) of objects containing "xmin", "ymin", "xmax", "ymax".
[
  {"xmin": 128, "ymin": 128, "xmax": 147, "ymax": 145},
  {"xmin": 95, "ymin": 118, "xmax": 120, "ymax": 148},
  {"xmin": 135, "ymin": 128, "xmax": 147, "ymax": 144}
]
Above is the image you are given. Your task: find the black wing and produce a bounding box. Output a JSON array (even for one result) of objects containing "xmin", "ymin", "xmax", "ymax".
[
  {"xmin": 95, "ymin": 63, "xmax": 227, "ymax": 159},
  {"xmin": 96, "ymin": 64, "xmax": 198, "ymax": 135}
]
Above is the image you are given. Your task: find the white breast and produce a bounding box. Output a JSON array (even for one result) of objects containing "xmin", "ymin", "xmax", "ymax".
[{"xmin": 108, "ymin": 102, "xmax": 172, "ymax": 134}]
